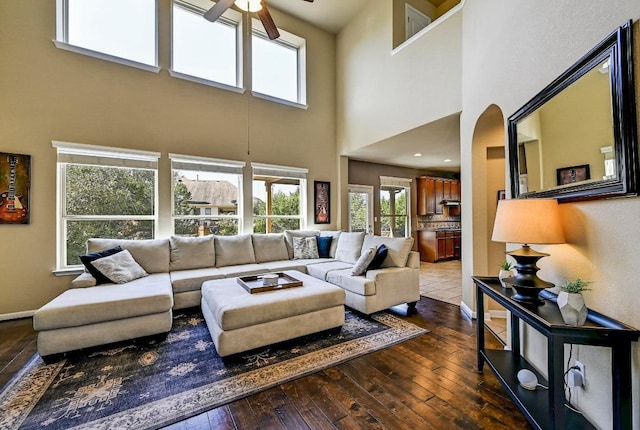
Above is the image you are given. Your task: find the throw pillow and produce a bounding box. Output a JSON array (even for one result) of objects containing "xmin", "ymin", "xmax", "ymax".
[
  {"xmin": 316, "ymin": 235, "xmax": 333, "ymax": 258},
  {"xmin": 293, "ymin": 236, "xmax": 320, "ymax": 259},
  {"xmin": 169, "ymin": 235, "xmax": 215, "ymax": 271},
  {"xmin": 79, "ymin": 246, "xmax": 123, "ymax": 285},
  {"xmin": 351, "ymin": 246, "xmax": 378, "ymax": 276},
  {"xmin": 90, "ymin": 249, "xmax": 148, "ymax": 284},
  {"xmin": 361, "ymin": 234, "xmax": 414, "ymax": 268},
  {"xmin": 367, "ymin": 244, "xmax": 388, "ymax": 271}
]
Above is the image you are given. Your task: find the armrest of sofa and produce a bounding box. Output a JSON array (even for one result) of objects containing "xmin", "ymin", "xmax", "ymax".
[
  {"xmin": 71, "ymin": 272, "xmax": 97, "ymax": 288},
  {"xmin": 406, "ymin": 251, "xmax": 420, "ymax": 269}
]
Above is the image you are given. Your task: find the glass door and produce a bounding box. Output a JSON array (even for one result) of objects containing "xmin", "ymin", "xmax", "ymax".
[{"xmin": 348, "ymin": 185, "xmax": 374, "ymax": 234}]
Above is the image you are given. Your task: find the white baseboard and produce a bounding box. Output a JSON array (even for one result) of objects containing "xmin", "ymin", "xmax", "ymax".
[
  {"xmin": 460, "ymin": 301, "xmax": 475, "ymax": 319},
  {"xmin": 0, "ymin": 310, "xmax": 35, "ymax": 321}
]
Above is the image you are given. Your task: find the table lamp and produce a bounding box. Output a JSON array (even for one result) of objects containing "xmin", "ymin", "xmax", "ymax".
[{"xmin": 491, "ymin": 199, "xmax": 565, "ymax": 305}]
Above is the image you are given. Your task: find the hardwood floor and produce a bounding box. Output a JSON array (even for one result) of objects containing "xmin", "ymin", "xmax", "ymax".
[{"xmin": 0, "ymin": 298, "xmax": 531, "ymax": 429}]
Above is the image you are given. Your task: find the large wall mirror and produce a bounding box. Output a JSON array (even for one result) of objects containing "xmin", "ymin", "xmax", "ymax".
[{"xmin": 508, "ymin": 21, "xmax": 639, "ymax": 202}]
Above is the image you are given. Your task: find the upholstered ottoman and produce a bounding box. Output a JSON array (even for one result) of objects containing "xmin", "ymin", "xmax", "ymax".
[{"xmin": 201, "ymin": 270, "xmax": 346, "ymax": 357}]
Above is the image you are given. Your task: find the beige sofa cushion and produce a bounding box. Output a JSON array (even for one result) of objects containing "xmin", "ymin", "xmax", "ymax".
[
  {"xmin": 170, "ymin": 267, "xmax": 225, "ymax": 294},
  {"xmin": 87, "ymin": 238, "xmax": 170, "ymax": 274},
  {"xmin": 214, "ymin": 234, "xmax": 255, "ymax": 267},
  {"xmin": 334, "ymin": 232, "xmax": 365, "ymax": 264},
  {"xmin": 252, "ymin": 234, "xmax": 289, "ymax": 263},
  {"xmin": 306, "ymin": 261, "xmax": 353, "ymax": 281},
  {"xmin": 362, "ymin": 235, "xmax": 414, "ymax": 268},
  {"xmin": 327, "ymin": 269, "xmax": 377, "ymax": 296},
  {"xmin": 169, "ymin": 235, "xmax": 215, "ymax": 271},
  {"xmin": 34, "ymin": 274, "xmax": 173, "ymax": 330},
  {"xmin": 284, "ymin": 230, "xmax": 319, "ymax": 259}
]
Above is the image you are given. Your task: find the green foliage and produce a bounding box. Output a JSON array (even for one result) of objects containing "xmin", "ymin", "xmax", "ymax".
[
  {"xmin": 559, "ymin": 278, "xmax": 592, "ymax": 293},
  {"xmin": 253, "ymin": 187, "xmax": 300, "ymax": 233},
  {"xmin": 499, "ymin": 261, "xmax": 513, "ymax": 270},
  {"xmin": 173, "ymin": 177, "xmax": 193, "ymax": 215},
  {"xmin": 380, "ymin": 188, "xmax": 407, "ymax": 237},
  {"xmin": 349, "ymin": 192, "xmax": 368, "ymax": 232},
  {"xmin": 65, "ymin": 165, "xmax": 155, "ymax": 265}
]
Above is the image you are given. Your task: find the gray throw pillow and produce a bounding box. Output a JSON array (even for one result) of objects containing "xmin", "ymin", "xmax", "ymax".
[
  {"xmin": 293, "ymin": 236, "xmax": 320, "ymax": 259},
  {"xmin": 90, "ymin": 249, "xmax": 148, "ymax": 284},
  {"xmin": 351, "ymin": 246, "xmax": 378, "ymax": 276}
]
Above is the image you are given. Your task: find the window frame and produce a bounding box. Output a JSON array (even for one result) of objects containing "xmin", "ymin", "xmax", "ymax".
[
  {"xmin": 251, "ymin": 19, "xmax": 307, "ymax": 109},
  {"xmin": 170, "ymin": 154, "xmax": 245, "ymax": 236},
  {"xmin": 54, "ymin": 0, "xmax": 160, "ymax": 73},
  {"xmin": 53, "ymin": 141, "xmax": 160, "ymax": 274},
  {"xmin": 251, "ymin": 162, "xmax": 308, "ymax": 233},
  {"xmin": 169, "ymin": 0, "xmax": 244, "ymax": 93}
]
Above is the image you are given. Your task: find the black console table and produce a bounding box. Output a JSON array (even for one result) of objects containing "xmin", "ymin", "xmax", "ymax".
[{"xmin": 473, "ymin": 276, "xmax": 640, "ymax": 430}]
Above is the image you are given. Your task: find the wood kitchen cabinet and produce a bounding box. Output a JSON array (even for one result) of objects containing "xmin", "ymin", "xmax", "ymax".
[
  {"xmin": 416, "ymin": 176, "xmax": 460, "ymax": 216},
  {"xmin": 418, "ymin": 230, "xmax": 461, "ymax": 262}
]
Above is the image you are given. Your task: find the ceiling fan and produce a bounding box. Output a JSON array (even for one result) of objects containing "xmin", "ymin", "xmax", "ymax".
[{"xmin": 204, "ymin": 0, "xmax": 314, "ymax": 40}]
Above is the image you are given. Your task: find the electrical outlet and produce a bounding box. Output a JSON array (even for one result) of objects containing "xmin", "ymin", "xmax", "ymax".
[{"xmin": 569, "ymin": 361, "xmax": 585, "ymax": 388}]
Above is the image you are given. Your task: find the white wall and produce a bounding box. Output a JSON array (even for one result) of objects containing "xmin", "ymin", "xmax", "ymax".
[
  {"xmin": 336, "ymin": 0, "xmax": 462, "ymax": 157},
  {"xmin": 461, "ymin": 1, "xmax": 640, "ymax": 428}
]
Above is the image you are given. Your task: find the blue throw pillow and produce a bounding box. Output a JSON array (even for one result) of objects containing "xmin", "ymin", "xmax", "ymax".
[
  {"xmin": 79, "ymin": 246, "xmax": 123, "ymax": 284},
  {"xmin": 316, "ymin": 236, "xmax": 333, "ymax": 258},
  {"xmin": 367, "ymin": 244, "xmax": 388, "ymax": 271}
]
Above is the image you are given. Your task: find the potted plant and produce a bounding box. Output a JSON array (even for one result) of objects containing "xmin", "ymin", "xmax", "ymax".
[
  {"xmin": 557, "ymin": 278, "xmax": 591, "ymax": 325},
  {"xmin": 498, "ymin": 261, "xmax": 514, "ymax": 288}
]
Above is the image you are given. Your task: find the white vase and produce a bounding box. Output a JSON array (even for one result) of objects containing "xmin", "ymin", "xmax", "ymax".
[
  {"xmin": 498, "ymin": 269, "xmax": 513, "ymax": 288},
  {"xmin": 557, "ymin": 292, "xmax": 587, "ymax": 325}
]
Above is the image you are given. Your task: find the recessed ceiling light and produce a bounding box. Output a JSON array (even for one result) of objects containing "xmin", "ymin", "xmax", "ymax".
[
  {"xmin": 444, "ymin": 159, "xmax": 452, "ymax": 163},
  {"xmin": 414, "ymin": 153, "xmax": 422, "ymax": 157}
]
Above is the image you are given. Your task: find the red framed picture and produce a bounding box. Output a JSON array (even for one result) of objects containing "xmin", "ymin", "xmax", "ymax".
[{"xmin": 0, "ymin": 152, "xmax": 31, "ymax": 224}]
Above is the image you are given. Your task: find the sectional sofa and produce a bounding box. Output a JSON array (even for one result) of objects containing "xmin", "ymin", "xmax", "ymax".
[{"xmin": 33, "ymin": 230, "xmax": 420, "ymax": 357}]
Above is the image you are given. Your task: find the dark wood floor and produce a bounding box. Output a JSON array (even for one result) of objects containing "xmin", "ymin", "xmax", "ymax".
[{"xmin": 0, "ymin": 298, "xmax": 531, "ymax": 429}]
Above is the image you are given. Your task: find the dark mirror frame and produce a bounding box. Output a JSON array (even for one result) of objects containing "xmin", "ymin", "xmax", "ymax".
[{"xmin": 508, "ymin": 21, "xmax": 639, "ymax": 202}]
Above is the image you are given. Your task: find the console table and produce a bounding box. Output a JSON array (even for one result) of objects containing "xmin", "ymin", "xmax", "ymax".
[{"xmin": 473, "ymin": 276, "xmax": 640, "ymax": 430}]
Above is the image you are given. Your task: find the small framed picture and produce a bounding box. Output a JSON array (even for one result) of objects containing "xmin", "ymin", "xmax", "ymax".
[
  {"xmin": 314, "ymin": 181, "xmax": 330, "ymax": 224},
  {"xmin": 0, "ymin": 153, "xmax": 31, "ymax": 224},
  {"xmin": 557, "ymin": 164, "xmax": 590, "ymax": 186}
]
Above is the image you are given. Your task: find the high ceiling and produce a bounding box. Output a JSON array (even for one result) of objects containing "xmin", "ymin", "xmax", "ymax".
[{"xmin": 267, "ymin": 0, "xmax": 461, "ymax": 172}]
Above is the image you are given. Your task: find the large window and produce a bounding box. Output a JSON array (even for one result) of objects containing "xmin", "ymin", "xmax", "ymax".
[
  {"xmin": 252, "ymin": 21, "xmax": 306, "ymax": 106},
  {"xmin": 55, "ymin": 0, "xmax": 158, "ymax": 71},
  {"xmin": 252, "ymin": 163, "xmax": 307, "ymax": 233},
  {"xmin": 54, "ymin": 142, "xmax": 160, "ymax": 270},
  {"xmin": 380, "ymin": 177, "xmax": 411, "ymax": 238},
  {"xmin": 171, "ymin": 154, "xmax": 244, "ymax": 236},
  {"xmin": 171, "ymin": 0, "xmax": 242, "ymax": 90}
]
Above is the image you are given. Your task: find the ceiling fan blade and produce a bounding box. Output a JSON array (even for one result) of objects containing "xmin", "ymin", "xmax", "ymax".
[
  {"xmin": 203, "ymin": 0, "xmax": 235, "ymax": 22},
  {"xmin": 302, "ymin": 0, "xmax": 314, "ymax": 2},
  {"xmin": 258, "ymin": 2, "xmax": 280, "ymax": 40}
]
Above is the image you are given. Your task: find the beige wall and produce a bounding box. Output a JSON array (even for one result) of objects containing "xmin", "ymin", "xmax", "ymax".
[
  {"xmin": 337, "ymin": 0, "xmax": 462, "ymax": 157},
  {"xmin": 0, "ymin": 1, "xmax": 336, "ymax": 315},
  {"xmin": 461, "ymin": 1, "xmax": 640, "ymax": 428}
]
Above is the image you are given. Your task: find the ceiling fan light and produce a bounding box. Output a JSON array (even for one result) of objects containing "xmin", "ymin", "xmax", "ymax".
[{"xmin": 234, "ymin": 0, "xmax": 262, "ymax": 12}]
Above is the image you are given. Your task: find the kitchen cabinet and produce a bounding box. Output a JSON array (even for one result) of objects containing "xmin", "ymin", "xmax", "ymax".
[
  {"xmin": 418, "ymin": 230, "xmax": 461, "ymax": 262},
  {"xmin": 416, "ymin": 176, "xmax": 460, "ymax": 216}
]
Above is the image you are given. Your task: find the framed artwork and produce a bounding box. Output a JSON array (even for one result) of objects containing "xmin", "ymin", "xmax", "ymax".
[
  {"xmin": 0, "ymin": 152, "xmax": 31, "ymax": 224},
  {"xmin": 557, "ymin": 164, "xmax": 590, "ymax": 186},
  {"xmin": 497, "ymin": 190, "xmax": 506, "ymax": 202},
  {"xmin": 314, "ymin": 181, "xmax": 330, "ymax": 224}
]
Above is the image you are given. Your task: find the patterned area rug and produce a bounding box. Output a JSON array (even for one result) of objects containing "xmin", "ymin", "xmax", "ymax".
[{"xmin": 0, "ymin": 308, "xmax": 427, "ymax": 430}]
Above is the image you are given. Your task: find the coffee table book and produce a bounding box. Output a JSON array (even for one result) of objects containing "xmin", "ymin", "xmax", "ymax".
[{"xmin": 237, "ymin": 273, "xmax": 303, "ymax": 294}]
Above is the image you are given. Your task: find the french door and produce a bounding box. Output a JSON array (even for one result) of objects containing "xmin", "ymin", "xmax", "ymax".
[{"xmin": 348, "ymin": 185, "xmax": 374, "ymax": 234}]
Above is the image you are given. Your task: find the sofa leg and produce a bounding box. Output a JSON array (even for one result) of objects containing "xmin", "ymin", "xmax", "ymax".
[{"xmin": 407, "ymin": 301, "xmax": 418, "ymax": 313}]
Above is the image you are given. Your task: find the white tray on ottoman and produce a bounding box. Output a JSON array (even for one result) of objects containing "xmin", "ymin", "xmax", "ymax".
[{"xmin": 201, "ymin": 270, "xmax": 346, "ymax": 357}]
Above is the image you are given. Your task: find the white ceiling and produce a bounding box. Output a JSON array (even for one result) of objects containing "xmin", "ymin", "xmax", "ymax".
[
  {"xmin": 267, "ymin": 0, "xmax": 461, "ymax": 171},
  {"xmin": 267, "ymin": 0, "xmax": 370, "ymax": 34}
]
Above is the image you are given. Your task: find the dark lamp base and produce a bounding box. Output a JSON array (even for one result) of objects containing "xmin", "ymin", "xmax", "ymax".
[{"xmin": 504, "ymin": 245, "xmax": 555, "ymax": 306}]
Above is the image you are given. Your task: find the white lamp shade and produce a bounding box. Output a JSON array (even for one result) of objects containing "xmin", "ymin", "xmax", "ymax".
[{"xmin": 492, "ymin": 199, "xmax": 565, "ymax": 245}]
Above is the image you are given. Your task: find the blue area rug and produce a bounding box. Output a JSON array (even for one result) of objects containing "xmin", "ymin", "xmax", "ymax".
[{"xmin": 0, "ymin": 308, "xmax": 427, "ymax": 430}]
